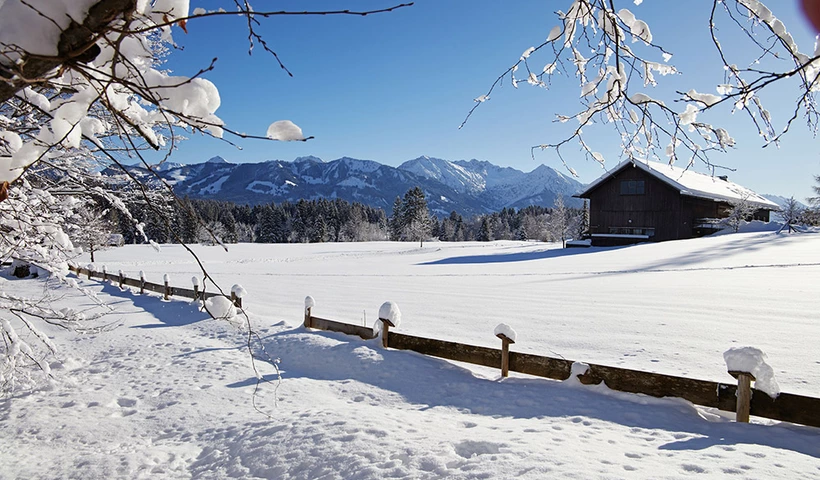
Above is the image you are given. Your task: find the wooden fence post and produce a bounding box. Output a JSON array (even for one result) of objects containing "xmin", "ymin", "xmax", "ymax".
[
  {"xmin": 304, "ymin": 296, "xmax": 315, "ymax": 328},
  {"xmin": 87, "ymin": 264, "xmax": 93, "ymax": 280},
  {"xmin": 191, "ymin": 276, "xmax": 200, "ymax": 301},
  {"xmin": 729, "ymin": 370, "xmax": 755, "ymax": 423},
  {"xmin": 379, "ymin": 318, "xmax": 395, "ymax": 349},
  {"xmin": 163, "ymin": 274, "xmax": 170, "ymax": 301},
  {"xmin": 118, "ymin": 270, "xmax": 124, "ymax": 290},
  {"xmin": 230, "ymin": 285, "xmax": 246, "ymax": 309},
  {"xmin": 139, "ymin": 271, "xmax": 145, "ymax": 295},
  {"xmin": 102, "ymin": 265, "xmax": 107, "ymax": 283},
  {"xmin": 230, "ymin": 292, "xmax": 242, "ymax": 308},
  {"xmin": 496, "ymin": 333, "xmax": 515, "ymax": 378}
]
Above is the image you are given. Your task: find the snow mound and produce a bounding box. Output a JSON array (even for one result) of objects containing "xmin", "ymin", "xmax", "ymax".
[
  {"xmin": 378, "ymin": 301, "xmax": 401, "ymax": 328},
  {"xmin": 724, "ymin": 347, "xmax": 780, "ymax": 398},
  {"xmin": 191, "ymin": 276, "xmax": 200, "ymax": 288},
  {"xmin": 493, "ymin": 323, "xmax": 517, "ymax": 342},
  {"xmin": 204, "ymin": 295, "xmax": 236, "ymax": 320},
  {"xmin": 569, "ymin": 361, "xmax": 591, "ymax": 384}
]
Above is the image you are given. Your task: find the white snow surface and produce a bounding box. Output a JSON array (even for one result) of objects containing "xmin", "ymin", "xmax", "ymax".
[
  {"xmin": 378, "ymin": 301, "xmax": 402, "ymax": 328},
  {"xmin": 494, "ymin": 323, "xmax": 518, "ymax": 342},
  {"xmin": 198, "ymin": 175, "xmax": 230, "ymax": 195},
  {"xmin": 724, "ymin": 346, "xmax": 780, "ymax": 398},
  {"xmin": 3, "ymin": 231, "xmax": 820, "ymax": 478}
]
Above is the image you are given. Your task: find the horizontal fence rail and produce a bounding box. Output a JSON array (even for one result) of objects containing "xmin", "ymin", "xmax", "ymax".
[
  {"xmin": 306, "ymin": 314, "xmax": 375, "ymax": 340},
  {"xmin": 301, "ymin": 305, "xmax": 820, "ymax": 429},
  {"xmin": 387, "ymin": 332, "xmax": 820, "ymax": 428},
  {"xmin": 66, "ymin": 264, "xmax": 239, "ymax": 306}
]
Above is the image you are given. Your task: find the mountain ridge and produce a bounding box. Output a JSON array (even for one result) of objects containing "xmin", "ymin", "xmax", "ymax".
[{"xmin": 140, "ymin": 155, "xmax": 586, "ymax": 216}]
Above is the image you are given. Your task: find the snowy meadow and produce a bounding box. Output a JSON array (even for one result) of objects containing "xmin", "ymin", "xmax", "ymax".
[{"xmin": 2, "ymin": 229, "xmax": 820, "ymax": 478}]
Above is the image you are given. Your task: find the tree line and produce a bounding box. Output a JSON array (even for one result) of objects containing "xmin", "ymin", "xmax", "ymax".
[{"xmin": 79, "ymin": 187, "xmax": 589, "ymax": 253}]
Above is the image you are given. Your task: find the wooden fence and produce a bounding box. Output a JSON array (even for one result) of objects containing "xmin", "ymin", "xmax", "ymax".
[
  {"xmin": 67, "ymin": 264, "xmax": 242, "ymax": 306},
  {"xmin": 303, "ymin": 304, "xmax": 820, "ymax": 429}
]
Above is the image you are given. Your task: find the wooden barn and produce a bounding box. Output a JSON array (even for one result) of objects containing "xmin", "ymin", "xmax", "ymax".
[{"xmin": 575, "ymin": 159, "xmax": 779, "ymax": 246}]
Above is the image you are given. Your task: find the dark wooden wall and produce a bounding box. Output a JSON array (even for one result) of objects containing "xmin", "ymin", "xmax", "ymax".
[{"xmin": 585, "ymin": 166, "xmax": 686, "ymax": 242}]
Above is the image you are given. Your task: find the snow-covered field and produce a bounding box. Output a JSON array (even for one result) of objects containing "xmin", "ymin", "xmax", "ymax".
[{"xmin": 2, "ymin": 230, "xmax": 820, "ymax": 479}]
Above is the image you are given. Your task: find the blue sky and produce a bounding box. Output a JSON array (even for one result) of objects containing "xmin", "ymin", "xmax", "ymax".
[{"xmin": 154, "ymin": 1, "xmax": 820, "ymax": 201}]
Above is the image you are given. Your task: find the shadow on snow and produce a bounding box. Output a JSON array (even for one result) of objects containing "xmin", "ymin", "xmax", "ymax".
[
  {"xmin": 242, "ymin": 327, "xmax": 820, "ymax": 459},
  {"xmin": 418, "ymin": 245, "xmax": 624, "ymax": 265},
  {"xmin": 93, "ymin": 281, "xmax": 211, "ymax": 328}
]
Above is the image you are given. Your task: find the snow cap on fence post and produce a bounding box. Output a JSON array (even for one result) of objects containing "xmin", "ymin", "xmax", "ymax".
[
  {"xmin": 139, "ymin": 270, "xmax": 145, "ymax": 294},
  {"xmin": 191, "ymin": 276, "xmax": 200, "ymax": 301},
  {"xmin": 163, "ymin": 273, "xmax": 171, "ymax": 301},
  {"xmin": 494, "ymin": 323, "xmax": 517, "ymax": 378},
  {"xmin": 723, "ymin": 347, "xmax": 780, "ymax": 398},
  {"xmin": 304, "ymin": 296, "xmax": 315, "ymax": 328},
  {"xmin": 724, "ymin": 346, "xmax": 780, "ymax": 424},
  {"xmin": 378, "ymin": 301, "xmax": 401, "ymax": 349},
  {"xmin": 230, "ymin": 284, "xmax": 246, "ymax": 308},
  {"xmin": 87, "ymin": 264, "xmax": 93, "ymax": 279}
]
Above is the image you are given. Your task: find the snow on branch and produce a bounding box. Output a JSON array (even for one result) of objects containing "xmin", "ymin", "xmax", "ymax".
[{"xmin": 461, "ymin": 0, "xmax": 820, "ymax": 176}]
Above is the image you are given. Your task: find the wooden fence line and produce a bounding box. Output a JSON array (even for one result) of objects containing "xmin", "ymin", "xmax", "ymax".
[
  {"xmin": 304, "ymin": 309, "xmax": 820, "ymax": 429},
  {"xmin": 67, "ymin": 264, "xmax": 239, "ymax": 306}
]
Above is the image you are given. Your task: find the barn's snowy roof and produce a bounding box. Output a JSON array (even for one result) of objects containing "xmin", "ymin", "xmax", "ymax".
[{"xmin": 577, "ymin": 159, "xmax": 779, "ymax": 210}]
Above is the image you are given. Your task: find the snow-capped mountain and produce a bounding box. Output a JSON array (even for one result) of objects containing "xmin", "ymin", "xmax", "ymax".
[
  {"xmin": 399, "ymin": 156, "xmax": 584, "ymax": 210},
  {"xmin": 761, "ymin": 194, "xmax": 808, "ymax": 210},
  {"xmin": 132, "ymin": 155, "xmax": 585, "ymax": 216}
]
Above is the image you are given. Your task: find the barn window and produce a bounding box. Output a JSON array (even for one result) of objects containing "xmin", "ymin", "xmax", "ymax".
[
  {"xmin": 609, "ymin": 227, "xmax": 655, "ymax": 237},
  {"xmin": 620, "ymin": 180, "xmax": 645, "ymax": 195}
]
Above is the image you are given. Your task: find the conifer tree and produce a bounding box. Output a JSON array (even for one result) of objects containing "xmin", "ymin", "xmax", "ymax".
[{"xmin": 400, "ymin": 187, "xmax": 432, "ymax": 247}]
